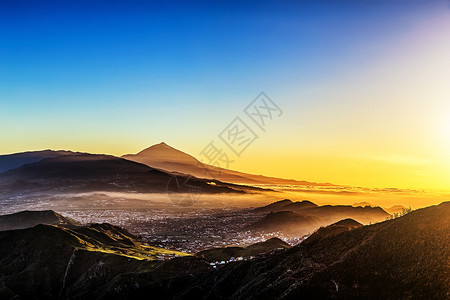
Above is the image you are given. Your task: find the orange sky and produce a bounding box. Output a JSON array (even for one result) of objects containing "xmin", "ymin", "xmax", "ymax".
[{"xmin": 1, "ymin": 3, "xmax": 449, "ymax": 194}]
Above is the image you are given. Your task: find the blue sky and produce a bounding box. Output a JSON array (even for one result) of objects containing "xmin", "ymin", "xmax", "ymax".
[
  {"xmin": 1, "ymin": 0, "xmax": 436, "ymax": 113},
  {"xmin": 1, "ymin": 0, "xmax": 449, "ymax": 190}
]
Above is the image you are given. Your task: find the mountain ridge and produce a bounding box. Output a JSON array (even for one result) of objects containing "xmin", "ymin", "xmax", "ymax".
[
  {"xmin": 186, "ymin": 201, "xmax": 450, "ymax": 299},
  {"xmin": 0, "ymin": 152, "xmax": 253, "ymax": 197},
  {"xmin": 0, "ymin": 210, "xmax": 81, "ymax": 231},
  {"xmin": 248, "ymin": 200, "xmax": 389, "ymax": 236},
  {"xmin": 123, "ymin": 142, "xmax": 335, "ymax": 186},
  {"xmin": 0, "ymin": 203, "xmax": 447, "ymax": 298},
  {"xmin": 196, "ymin": 237, "xmax": 291, "ymax": 262},
  {"xmin": 0, "ymin": 150, "xmax": 79, "ymax": 173}
]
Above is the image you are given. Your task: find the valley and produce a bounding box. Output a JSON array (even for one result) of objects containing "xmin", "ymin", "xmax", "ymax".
[{"xmin": 0, "ymin": 145, "xmax": 448, "ymax": 299}]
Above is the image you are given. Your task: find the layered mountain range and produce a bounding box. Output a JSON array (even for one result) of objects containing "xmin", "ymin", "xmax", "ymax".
[
  {"xmin": 248, "ymin": 199, "xmax": 389, "ymax": 236},
  {"xmin": 0, "ymin": 202, "xmax": 448, "ymax": 299},
  {"xmin": 1, "ymin": 143, "xmax": 447, "ymax": 299},
  {"xmin": 0, "ymin": 143, "xmax": 335, "ymax": 200},
  {"xmin": 0, "ymin": 150, "xmax": 255, "ymax": 198}
]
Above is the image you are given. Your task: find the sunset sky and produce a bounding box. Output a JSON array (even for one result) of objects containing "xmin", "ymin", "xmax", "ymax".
[{"xmin": 1, "ymin": 0, "xmax": 449, "ymax": 191}]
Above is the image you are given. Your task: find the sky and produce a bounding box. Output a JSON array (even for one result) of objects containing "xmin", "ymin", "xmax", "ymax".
[{"xmin": 1, "ymin": 0, "xmax": 449, "ymax": 191}]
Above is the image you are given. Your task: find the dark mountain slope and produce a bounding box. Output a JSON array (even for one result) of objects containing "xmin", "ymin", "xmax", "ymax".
[
  {"xmin": 253, "ymin": 198, "xmax": 293, "ymax": 212},
  {"xmin": 0, "ymin": 154, "xmax": 151, "ymax": 180},
  {"xmin": 0, "ymin": 222, "xmax": 191, "ymax": 300},
  {"xmin": 196, "ymin": 237, "xmax": 290, "ymax": 262},
  {"xmin": 0, "ymin": 153, "xmax": 251, "ymax": 196},
  {"xmin": 0, "ymin": 150, "xmax": 75, "ymax": 173},
  {"xmin": 191, "ymin": 202, "xmax": 450, "ymax": 299},
  {"xmin": 0, "ymin": 203, "xmax": 448, "ymax": 299},
  {"xmin": 305, "ymin": 218, "xmax": 363, "ymax": 242},
  {"xmin": 253, "ymin": 199, "xmax": 317, "ymax": 213},
  {"xmin": 0, "ymin": 210, "xmax": 80, "ymax": 231},
  {"xmin": 284, "ymin": 200, "xmax": 318, "ymax": 211}
]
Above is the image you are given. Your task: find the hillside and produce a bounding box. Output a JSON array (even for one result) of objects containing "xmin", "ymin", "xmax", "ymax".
[
  {"xmin": 196, "ymin": 237, "xmax": 291, "ymax": 262},
  {"xmin": 0, "ymin": 150, "xmax": 75, "ymax": 173},
  {"xmin": 0, "ymin": 210, "xmax": 80, "ymax": 231},
  {"xmin": 0, "ymin": 153, "xmax": 252, "ymax": 197},
  {"xmin": 0, "ymin": 221, "xmax": 191, "ymax": 299},
  {"xmin": 0, "ymin": 203, "xmax": 448, "ymax": 299},
  {"xmin": 248, "ymin": 200, "xmax": 389, "ymax": 236},
  {"xmin": 253, "ymin": 199, "xmax": 317, "ymax": 213},
  {"xmin": 305, "ymin": 218, "xmax": 363, "ymax": 242},
  {"xmin": 187, "ymin": 202, "xmax": 450, "ymax": 299}
]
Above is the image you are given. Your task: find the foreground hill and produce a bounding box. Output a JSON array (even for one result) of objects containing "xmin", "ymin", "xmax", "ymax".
[
  {"xmin": 123, "ymin": 142, "xmax": 334, "ymax": 186},
  {"xmin": 305, "ymin": 218, "xmax": 363, "ymax": 242},
  {"xmin": 196, "ymin": 237, "xmax": 291, "ymax": 262},
  {"xmin": 0, "ymin": 210, "xmax": 80, "ymax": 231},
  {"xmin": 0, "ymin": 203, "xmax": 448, "ymax": 299},
  {"xmin": 0, "ymin": 221, "xmax": 191, "ymax": 299},
  {"xmin": 248, "ymin": 199, "xmax": 389, "ymax": 236},
  {"xmin": 188, "ymin": 202, "xmax": 449, "ymax": 299},
  {"xmin": 0, "ymin": 153, "xmax": 253, "ymax": 197}
]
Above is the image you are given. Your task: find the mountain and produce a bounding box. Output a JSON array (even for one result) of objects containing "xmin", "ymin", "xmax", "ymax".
[
  {"xmin": 123, "ymin": 142, "xmax": 335, "ymax": 186},
  {"xmin": 253, "ymin": 198, "xmax": 293, "ymax": 212},
  {"xmin": 253, "ymin": 199, "xmax": 317, "ymax": 213},
  {"xmin": 352, "ymin": 201, "xmax": 373, "ymax": 207},
  {"xmin": 247, "ymin": 211, "xmax": 322, "ymax": 236},
  {"xmin": 297, "ymin": 204, "xmax": 389, "ymax": 224},
  {"xmin": 353, "ymin": 203, "xmax": 411, "ymax": 215},
  {"xmin": 179, "ymin": 201, "xmax": 450, "ymax": 299},
  {"xmin": 284, "ymin": 200, "xmax": 318, "ymax": 210},
  {"xmin": 328, "ymin": 218, "xmax": 363, "ymax": 227},
  {"xmin": 124, "ymin": 142, "xmax": 199, "ymax": 167},
  {"xmin": 0, "ymin": 220, "xmax": 192, "ymax": 299},
  {"xmin": 385, "ymin": 204, "xmax": 408, "ymax": 214},
  {"xmin": 305, "ymin": 218, "xmax": 363, "ymax": 242},
  {"xmin": 0, "ymin": 152, "xmax": 253, "ymax": 197},
  {"xmin": 0, "ymin": 150, "xmax": 76, "ymax": 173},
  {"xmin": 196, "ymin": 237, "xmax": 291, "ymax": 262},
  {"xmin": 247, "ymin": 200, "xmax": 389, "ymax": 236},
  {"xmin": 0, "ymin": 210, "xmax": 80, "ymax": 231},
  {"xmin": 0, "ymin": 203, "xmax": 448, "ymax": 299}
]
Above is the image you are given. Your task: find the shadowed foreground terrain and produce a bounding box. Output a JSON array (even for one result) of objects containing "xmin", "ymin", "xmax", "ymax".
[
  {"xmin": 0, "ymin": 221, "xmax": 192, "ymax": 299},
  {"xmin": 0, "ymin": 202, "xmax": 448, "ymax": 299},
  {"xmin": 195, "ymin": 237, "xmax": 291, "ymax": 262},
  {"xmin": 197, "ymin": 202, "xmax": 449, "ymax": 299}
]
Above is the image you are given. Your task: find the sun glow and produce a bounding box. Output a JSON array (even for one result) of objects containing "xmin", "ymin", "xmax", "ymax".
[
  {"xmin": 443, "ymin": 118, "xmax": 450, "ymax": 143},
  {"xmin": 434, "ymin": 111, "xmax": 450, "ymax": 153}
]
